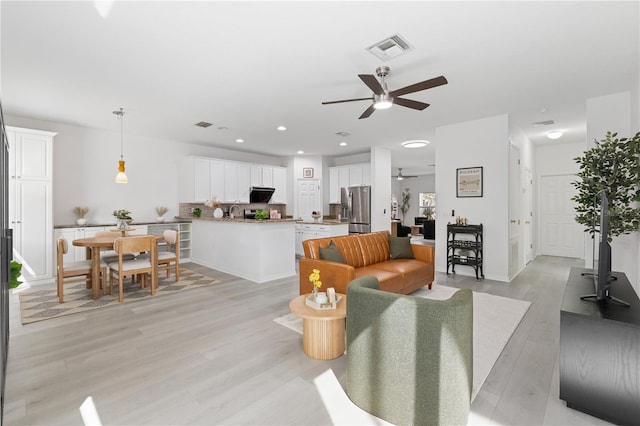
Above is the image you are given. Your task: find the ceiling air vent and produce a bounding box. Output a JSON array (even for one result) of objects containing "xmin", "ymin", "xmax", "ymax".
[
  {"xmin": 532, "ymin": 120, "xmax": 556, "ymax": 127},
  {"xmin": 195, "ymin": 121, "xmax": 212, "ymax": 128},
  {"xmin": 367, "ymin": 33, "xmax": 414, "ymax": 61}
]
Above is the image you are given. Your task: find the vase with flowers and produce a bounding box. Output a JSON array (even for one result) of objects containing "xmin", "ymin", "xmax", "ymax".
[
  {"xmin": 308, "ymin": 268, "xmax": 327, "ymax": 302},
  {"xmin": 73, "ymin": 206, "xmax": 89, "ymax": 225},
  {"xmin": 155, "ymin": 206, "xmax": 168, "ymax": 222},
  {"xmin": 205, "ymin": 196, "xmax": 223, "ymax": 218},
  {"xmin": 113, "ymin": 209, "xmax": 132, "ymax": 229}
]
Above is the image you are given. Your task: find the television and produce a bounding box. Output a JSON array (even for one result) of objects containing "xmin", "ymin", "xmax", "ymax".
[{"xmin": 580, "ymin": 191, "xmax": 629, "ymax": 306}]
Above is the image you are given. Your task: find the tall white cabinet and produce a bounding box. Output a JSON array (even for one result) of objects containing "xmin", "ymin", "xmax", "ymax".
[{"xmin": 7, "ymin": 126, "xmax": 56, "ymax": 283}]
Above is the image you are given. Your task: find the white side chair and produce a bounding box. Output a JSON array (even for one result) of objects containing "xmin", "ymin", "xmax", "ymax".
[{"xmin": 56, "ymin": 236, "xmax": 107, "ymax": 303}]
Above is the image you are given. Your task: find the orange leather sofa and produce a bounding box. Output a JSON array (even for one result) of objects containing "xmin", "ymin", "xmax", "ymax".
[{"xmin": 299, "ymin": 231, "xmax": 434, "ymax": 295}]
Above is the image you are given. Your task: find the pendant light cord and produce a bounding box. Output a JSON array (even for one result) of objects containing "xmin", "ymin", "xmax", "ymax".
[{"xmin": 119, "ymin": 107, "xmax": 124, "ymax": 160}]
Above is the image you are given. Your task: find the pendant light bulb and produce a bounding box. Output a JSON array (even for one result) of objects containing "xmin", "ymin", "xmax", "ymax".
[{"xmin": 113, "ymin": 107, "xmax": 128, "ymax": 184}]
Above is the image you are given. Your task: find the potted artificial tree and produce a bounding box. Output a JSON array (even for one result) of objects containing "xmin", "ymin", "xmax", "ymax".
[
  {"xmin": 572, "ymin": 131, "xmax": 640, "ymax": 240},
  {"xmin": 399, "ymin": 188, "xmax": 411, "ymax": 224}
]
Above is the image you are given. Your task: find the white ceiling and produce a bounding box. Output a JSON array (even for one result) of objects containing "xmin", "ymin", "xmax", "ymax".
[{"xmin": 2, "ymin": 1, "xmax": 638, "ymax": 176}]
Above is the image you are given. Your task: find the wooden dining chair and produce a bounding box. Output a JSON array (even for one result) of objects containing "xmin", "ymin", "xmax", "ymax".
[
  {"xmin": 94, "ymin": 231, "xmax": 135, "ymax": 263},
  {"xmin": 56, "ymin": 236, "xmax": 107, "ymax": 303},
  {"xmin": 155, "ymin": 230, "xmax": 180, "ymax": 281},
  {"xmin": 107, "ymin": 236, "xmax": 157, "ymax": 303}
]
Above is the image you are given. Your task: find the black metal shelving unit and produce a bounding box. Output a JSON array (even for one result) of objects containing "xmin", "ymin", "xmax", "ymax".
[{"xmin": 447, "ymin": 223, "xmax": 484, "ymax": 280}]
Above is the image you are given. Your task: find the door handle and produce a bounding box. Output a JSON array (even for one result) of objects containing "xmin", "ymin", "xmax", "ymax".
[
  {"xmin": 510, "ymin": 220, "xmax": 516, "ymax": 223},
  {"xmin": 525, "ymin": 220, "xmax": 531, "ymax": 224}
]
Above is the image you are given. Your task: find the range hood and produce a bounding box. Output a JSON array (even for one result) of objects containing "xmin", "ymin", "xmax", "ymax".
[{"xmin": 249, "ymin": 186, "xmax": 275, "ymax": 204}]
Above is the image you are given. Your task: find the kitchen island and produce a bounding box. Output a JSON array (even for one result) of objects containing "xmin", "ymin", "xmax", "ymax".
[{"xmin": 190, "ymin": 217, "xmax": 296, "ymax": 283}]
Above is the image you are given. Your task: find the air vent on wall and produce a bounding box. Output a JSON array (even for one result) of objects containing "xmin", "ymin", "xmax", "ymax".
[
  {"xmin": 367, "ymin": 33, "xmax": 414, "ymax": 61},
  {"xmin": 195, "ymin": 121, "xmax": 212, "ymax": 128},
  {"xmin": 532, "ymin": 120, "xmax": 556, "ymax": 127}
]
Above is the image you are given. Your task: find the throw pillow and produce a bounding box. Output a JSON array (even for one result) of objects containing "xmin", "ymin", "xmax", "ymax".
[
  {"xmin": 388, "ymin": 234, "xmax": 415, "ymax": 259},
  {"xmin": 319, "ymin": 240, "xmax": 345, "ymax": 263}
]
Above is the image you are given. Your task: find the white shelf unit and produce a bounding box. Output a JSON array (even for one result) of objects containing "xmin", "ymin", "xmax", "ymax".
[{"xmin": 147, "ymin": 222, "xmax": 191, "ymax": 260}]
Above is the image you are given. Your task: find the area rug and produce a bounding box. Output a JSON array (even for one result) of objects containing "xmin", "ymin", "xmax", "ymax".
[
  {"xmin": 274, "ymin": 284, "xmax": 531, "ymax": 401},
  {"xmin": 19, "ymin": 268, "xmax": 221, "ymax": 325}
]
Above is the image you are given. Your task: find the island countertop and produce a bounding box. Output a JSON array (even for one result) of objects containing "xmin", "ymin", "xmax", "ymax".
[{"xmin": 175, "ymin": 216, "xmax": 297, "ymax": 223}]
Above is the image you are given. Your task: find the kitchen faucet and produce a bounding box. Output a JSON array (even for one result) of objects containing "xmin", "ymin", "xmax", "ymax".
[{"xmin": 229, "ymin": 205, "xmax": 240, "ymax": 219}]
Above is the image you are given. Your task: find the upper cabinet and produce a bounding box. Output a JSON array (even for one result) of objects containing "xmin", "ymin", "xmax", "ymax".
[
  {"xmin": 328, "ymin": 163, "xmax": 371, "ymax": 203},
  {"xmin": 191, "ymin": 157, "xmax": 286, "ymax": 204}
]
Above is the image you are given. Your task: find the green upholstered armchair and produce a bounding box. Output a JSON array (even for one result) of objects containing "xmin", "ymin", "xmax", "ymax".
[{"xmin": 346, "ymin": 276, "xmax": 473, "ymax": 426}]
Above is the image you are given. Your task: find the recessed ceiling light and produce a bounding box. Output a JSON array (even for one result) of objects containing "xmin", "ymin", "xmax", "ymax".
[
  {"xmin": 277, "ymin": 125, "xmax": 287, "ymax": 131},
  {"xmin": 546, "ymin": 131, "xmax": 563, "ymax": 140},
  {"xmin": 402, "ymin": 140, "xmax": 429, "ymax": 148},
  {"xmin": 297, "ymin": 150, "xmax": 304, "ymax": 154},
  {"xmin": 339, "ymin": 142, "xmax": 347, "ymax": 147},
  {"xmin": 236, "ymin": 138, "xmax": 244, "ymax": 143}
]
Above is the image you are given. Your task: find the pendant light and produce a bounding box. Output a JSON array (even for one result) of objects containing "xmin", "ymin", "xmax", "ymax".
[{"xmin": 113, "ymin": 107, "xmax": 128, "ymax": 183}]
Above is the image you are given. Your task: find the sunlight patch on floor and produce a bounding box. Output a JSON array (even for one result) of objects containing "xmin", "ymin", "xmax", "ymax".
[{"xmin": 79, "ymin": 396, "xmax": 102, "ymax": 426}]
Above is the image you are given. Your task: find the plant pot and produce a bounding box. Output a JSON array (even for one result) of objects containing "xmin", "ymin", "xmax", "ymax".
[
  {"xmin": 76, "ymin": 218, "xmax": 87, "ymax": 225},
  {"xmin": 117, "ymin": 219, "xmax": 129, "ymax": 230},
  {"xmin": 156, "ymin": 216, "xmax": 165, "ymax": 223}
]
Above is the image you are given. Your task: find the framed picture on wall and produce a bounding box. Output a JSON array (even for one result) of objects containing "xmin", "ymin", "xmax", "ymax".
[
  {"xmin": 457, "ymin": 166, "xmax": 483, "ymax": 197},
  {"xmin": 303, "ymin": 167, "xmax": 314, "ymax": 178}
]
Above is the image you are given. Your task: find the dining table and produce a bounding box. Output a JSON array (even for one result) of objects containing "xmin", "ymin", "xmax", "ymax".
[{"xmin": 72, "ymin": 233, "xmax": 162, "ymax": 299}]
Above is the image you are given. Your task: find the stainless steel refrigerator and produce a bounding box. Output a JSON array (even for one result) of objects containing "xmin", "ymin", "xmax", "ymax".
[{"xmin": 341, "ymin": 186, "xmax": 371, "ymax": 234}]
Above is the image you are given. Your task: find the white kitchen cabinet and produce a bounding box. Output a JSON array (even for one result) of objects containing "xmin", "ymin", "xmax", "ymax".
[
  {"xmin": 209, "ymin": 160, "xmax": 225, "ymax": 202},
  {"xmin": 224, "ymin": 162, "xmax": 251, "ymax": 203},
  {"xmin": 224, "ymin": 162, "xmax": 239, "ymax": 203},
  {"xmin": 329, "ymin": 168, "xmax": 340, "ymax": 203},
  {"xmin": 328, "ymin": 163, "xmax": 370, "ymax": 203},
  {"xmin": 8, "ymin": 126, "xmax": 56, "ymax": 283},
  {"xmin": 237, "ymin": 164, "xmax": 251, "ymax": 203},
  {"xmin": 296, "ymin": 223, "xmax": 349, "ymax": 256},
  {"xmin": 250, "ymin": 165, "xmax": 274, "ymax": 187},
  {"xmin": 192, "ymin": 157, "xmax": 286, "ymax": 204},
  {"xmin": 193, "ymin": 158, "xmax": 211, "ymax": 202},
  {"xmin": 54, "ymin": 226, "xmax": 106, "ymax": 264},
  {"xmin": 272, "ymin": 167, "xmax": 286, "ymax": 203}
]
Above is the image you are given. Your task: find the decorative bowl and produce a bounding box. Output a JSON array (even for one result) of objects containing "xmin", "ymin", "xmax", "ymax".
[{"xmin": 311, "ymin": 212, "xmax": 321, "ymax": 221}]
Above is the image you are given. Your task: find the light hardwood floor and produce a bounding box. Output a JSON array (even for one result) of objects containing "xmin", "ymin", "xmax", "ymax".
[{"xmin": 4, "ymin": 256, "xmax": 615, "ymax": 425}]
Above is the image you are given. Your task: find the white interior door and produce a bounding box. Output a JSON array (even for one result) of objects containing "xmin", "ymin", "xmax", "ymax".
[
  {"xmin": 509, "ymin": 143, "xmax": 522, "ymax": 278},
  {"xmin": 539, "ymin": 174, "xmax": 584, "ymax": 258},
  {"xmin": 297, "ymin": 179, "xmax": 320, "ymax": 221},
  {"xmin": 524, "ymin": 166, "xmax": 534, "ymax": 264}
]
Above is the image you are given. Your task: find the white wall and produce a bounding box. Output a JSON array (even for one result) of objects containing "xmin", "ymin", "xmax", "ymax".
[
  {"xmin": 6, "ymin": 114, "xmax": 288, "ymax": 225},
  {"xmin": 370, "ymin": 147, "xmax": 391, "ymax": 233},
  {"xmin": 435, "ymin": 114, "xmax": 510, "ymax": 282}
]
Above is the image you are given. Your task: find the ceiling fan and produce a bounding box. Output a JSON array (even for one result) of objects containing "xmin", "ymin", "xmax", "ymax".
[
  {"xmin": 322, "ymin": 66, "xmax": 448, "ymax": 119},
  {"xmin": 392, "ymin": 168, "xmax": 417, "ymax": 180}
]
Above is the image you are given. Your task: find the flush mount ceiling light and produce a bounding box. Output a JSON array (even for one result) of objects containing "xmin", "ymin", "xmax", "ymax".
[
  {"xmin": 402, "ymin": 140, "xmax": 429, "ymax": 148},
  {"xmin": 546, "ymin": 130, "xmax": 563, "ymax": 140},
  {"xmin": 277, "ymin": 125, "xmax": 287, "ymax": 131},
  {"xmin": 113, "ymin": 107, "xmax": 128, "ymax": 184}
]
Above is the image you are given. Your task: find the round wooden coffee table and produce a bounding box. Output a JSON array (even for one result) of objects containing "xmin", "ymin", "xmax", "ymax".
[{"xmin": 289, "ymin": 293, "xmax": 347, "ymax": 360}]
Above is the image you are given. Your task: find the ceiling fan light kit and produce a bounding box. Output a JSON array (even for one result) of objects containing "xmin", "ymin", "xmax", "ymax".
[
  {"xmin": 392, "ymin": 168, "xmax": 417, "ymax": 180},
  {"xmin": 322, "ymin": 66, "xmax": 448, "ymax": 119}
]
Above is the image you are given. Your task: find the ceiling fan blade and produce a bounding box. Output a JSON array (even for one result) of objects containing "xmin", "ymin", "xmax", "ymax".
[
  {"xmin": 358, "ymin": 74, "xmax": 385, "ymax": 95},
  {"xmin": 389, "ymin": 75, "xmax": 448, "ymax": 97},
  {"xmin": 394, "ymin": 97, "xmax": 430, "ymax": 110},
  {"xmin": 322, "ymin": 97, "xmax": 372, "ymax": 105},
  {"xmin": 359, "ymin": 104, "xmax": 376, "ymax": 119}
]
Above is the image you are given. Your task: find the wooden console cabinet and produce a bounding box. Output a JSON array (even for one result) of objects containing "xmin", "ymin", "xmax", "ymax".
[{"xmin": 560, "ymin": 267, "xmax": 640, "ymax": 425}]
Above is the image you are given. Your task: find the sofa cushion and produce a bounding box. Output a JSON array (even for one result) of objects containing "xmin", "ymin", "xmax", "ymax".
[
  {"xmin": 388, "ymin": 235, "xmax": 415, "ymax": 259},
  {"xmin": 369, "ymin": 259, "xmax": 431, "ymax": 287},
  {"xmin": 357, "ymin": 232, "xmax": 391, "ymax": 265},
  {"xmin": 355, "ymin": 266, "xmax": 404, "ymax": 293},
  {"xmin": 319, "ymin": 240, "xmax": 345, "ymax": 263}
]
